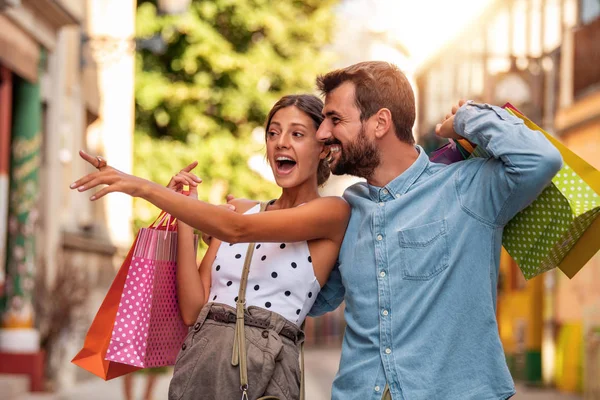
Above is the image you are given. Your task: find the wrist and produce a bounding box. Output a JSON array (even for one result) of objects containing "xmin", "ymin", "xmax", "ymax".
[{"xmin": 136, "ymin": 179, "xmax": 155, "ymax": 200}]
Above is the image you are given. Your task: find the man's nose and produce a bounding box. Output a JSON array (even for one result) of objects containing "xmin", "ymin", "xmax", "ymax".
[{"xmin": 316, "ymin": 121, "xmax": 331, "ymax": 142}]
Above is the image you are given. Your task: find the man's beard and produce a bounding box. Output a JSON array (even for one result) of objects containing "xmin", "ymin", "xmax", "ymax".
[{"xmin": 330, "ymin": 124, "xmax": 380, "ymax": 179}]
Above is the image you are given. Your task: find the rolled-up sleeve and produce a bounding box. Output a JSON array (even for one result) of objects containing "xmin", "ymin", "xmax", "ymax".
[{"xmin": 453, "ymin": 102, "xmax": 563, "ymax": 226}]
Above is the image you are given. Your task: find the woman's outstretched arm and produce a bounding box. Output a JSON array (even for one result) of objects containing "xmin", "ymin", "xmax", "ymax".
[{"xmin": 72, "ymin": 151, "xmax": 350, "ymax": 245}]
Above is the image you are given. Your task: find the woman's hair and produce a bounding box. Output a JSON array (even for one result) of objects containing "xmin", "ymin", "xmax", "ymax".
[{"xmin": 264, "ymin": 94, "xmax": 330, "ymax": 186}]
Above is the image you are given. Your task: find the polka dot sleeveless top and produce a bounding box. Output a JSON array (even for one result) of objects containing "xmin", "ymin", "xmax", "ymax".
[{"xmin": 208, "ymin": 203, "xmax": 320, "ymax": 326}]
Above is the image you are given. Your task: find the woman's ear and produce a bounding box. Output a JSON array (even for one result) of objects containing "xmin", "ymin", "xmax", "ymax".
[{"xmin": 374, "ymin": 108, "xmax": 393, "ymax": 139}]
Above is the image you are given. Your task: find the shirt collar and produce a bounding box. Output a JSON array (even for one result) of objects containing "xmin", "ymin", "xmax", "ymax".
[{"xmin": 367, "ymin": 145, "xmax": 429, "ymax": 202}]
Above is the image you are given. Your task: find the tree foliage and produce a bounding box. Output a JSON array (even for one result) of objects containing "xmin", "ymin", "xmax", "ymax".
[{"xmin": 133, "ymin": 0, "xmax": 338, "ymax": 230}]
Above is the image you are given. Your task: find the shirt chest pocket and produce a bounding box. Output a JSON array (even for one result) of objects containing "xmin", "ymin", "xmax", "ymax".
[{"xmin": 397, "ymin": 219, "xmax": 450, "ymax": 280}]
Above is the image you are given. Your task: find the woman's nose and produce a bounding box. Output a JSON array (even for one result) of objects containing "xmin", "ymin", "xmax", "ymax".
[{"xmin": 276, "ymin": 133, "xmax": 291, "ymax": 148}]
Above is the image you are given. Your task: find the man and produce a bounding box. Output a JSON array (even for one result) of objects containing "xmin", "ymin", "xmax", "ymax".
[{"xmin": 309, "ymin": 61, "xmax": 563, "ymax": 400}]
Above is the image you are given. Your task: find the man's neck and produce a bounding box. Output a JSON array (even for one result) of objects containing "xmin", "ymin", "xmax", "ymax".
[{"xmin": 367, "ymin": 141, "xmax": 419, "ymax": 188}]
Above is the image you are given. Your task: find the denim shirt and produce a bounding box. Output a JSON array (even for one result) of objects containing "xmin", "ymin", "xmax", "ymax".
[{"xmin": 309, "ymin": 103, "xmax": 563, "ymax": 400}]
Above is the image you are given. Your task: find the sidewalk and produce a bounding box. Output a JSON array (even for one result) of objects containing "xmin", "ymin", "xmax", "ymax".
[
  {"xmin": 513, "ymin": 384, "xmax": 583, "ymax": 400},
  {"xmin": 50, "ymin": 347, "xmax": 582, "ymax": 400}
]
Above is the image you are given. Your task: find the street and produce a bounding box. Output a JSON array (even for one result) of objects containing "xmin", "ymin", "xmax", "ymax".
[{"xmin": 52, "ymin": 347, "xmax": 583, "ymax": 400}]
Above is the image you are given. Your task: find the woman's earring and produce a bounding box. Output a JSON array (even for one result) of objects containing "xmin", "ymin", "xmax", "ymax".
[{"xmin": 325, "ymin": 151, "xmax": 333, "ymax": 164}]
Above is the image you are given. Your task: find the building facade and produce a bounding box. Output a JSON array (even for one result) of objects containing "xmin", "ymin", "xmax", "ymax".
[
  {"xmin": 0, "ymin": 0, "xmax": 136, "ymax": 393},
  {"xmin": 414, "ymin": 0, "xmax": 600, "ymax": 395}
]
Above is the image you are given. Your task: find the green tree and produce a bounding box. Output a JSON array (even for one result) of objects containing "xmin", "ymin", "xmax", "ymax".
[{"xmin": 133, "ymin": 0, "xmax": 338, "ymax": 233}]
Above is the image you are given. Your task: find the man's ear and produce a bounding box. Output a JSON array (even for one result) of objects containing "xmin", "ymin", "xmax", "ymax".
[{"xmin": 374, "ymin": 108, "xmax": 393, "ymax": 139}]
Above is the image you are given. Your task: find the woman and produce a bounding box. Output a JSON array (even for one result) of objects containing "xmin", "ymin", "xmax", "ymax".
[{"xmin": 71, "ymin": 94, "xmax": 350, "ymax": 400}]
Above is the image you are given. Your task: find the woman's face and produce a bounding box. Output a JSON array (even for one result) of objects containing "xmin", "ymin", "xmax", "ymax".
[{"xmin": 266, "ymin": 106, "xmax": 326, "ymax": 189}]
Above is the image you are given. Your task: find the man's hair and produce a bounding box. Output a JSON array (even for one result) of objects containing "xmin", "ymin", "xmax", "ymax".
[{"xmin": 316, "ymin": 61, "xmax": 416, "ymax": 144}]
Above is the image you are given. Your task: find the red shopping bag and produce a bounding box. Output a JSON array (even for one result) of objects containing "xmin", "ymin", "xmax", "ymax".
[{"xmin": 72, "ymin": 212, "xmax": 195, "ymax": 379}]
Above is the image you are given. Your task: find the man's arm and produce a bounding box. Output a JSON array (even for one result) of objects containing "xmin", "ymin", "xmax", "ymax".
[
  {"xmin": 448, "ymin": 101, "xmax": 563, "ymax": 226},
  {"xmin": 308, "ymin": 262, "xmax": 345, "ymax": 317}
]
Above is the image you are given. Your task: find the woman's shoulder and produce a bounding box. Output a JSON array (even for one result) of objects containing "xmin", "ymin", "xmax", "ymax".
[{"xmin": 304, "ymin": 196, "xmax": 350, "ymax": 217}]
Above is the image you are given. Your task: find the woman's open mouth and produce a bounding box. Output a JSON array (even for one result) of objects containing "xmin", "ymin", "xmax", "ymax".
[{"xmin": 275, "ymin": 156, "xmax": 297, "ymax": 175}]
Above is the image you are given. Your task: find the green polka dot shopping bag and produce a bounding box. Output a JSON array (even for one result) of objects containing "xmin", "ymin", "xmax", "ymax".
[{"xmin": 472, "ymin": 103, "xmax": 600, "ymax": 280}]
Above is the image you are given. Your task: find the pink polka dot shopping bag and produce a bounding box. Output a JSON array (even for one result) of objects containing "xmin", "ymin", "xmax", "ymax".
[{"xmin": 72, "ymin": 212, "xmax": 197, "ymax": 380}]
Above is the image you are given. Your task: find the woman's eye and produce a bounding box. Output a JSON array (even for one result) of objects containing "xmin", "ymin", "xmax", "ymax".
[
  {"xmin": 293, "ymin": 132, "xmax": 304, "ymax": 137},
  {"xmin": 267, "ymin": 131, "xmax": 278, "ymax": 137}
]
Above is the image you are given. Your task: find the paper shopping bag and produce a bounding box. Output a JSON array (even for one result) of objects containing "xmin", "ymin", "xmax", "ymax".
[
  {"xmin": 71, "ymin": 233, "xmax": 142, "ymax": 380},
  {"xmin": 73, "ymin": 211, "xmax": 198, "ymax": 378},
  {"xmin": 470, "ymin": 103, "xmax": 600, "ymax": 279},
  {"xmin": 429, "ymin": 138, "xmax": 475, "ymax": 165},
  {"xmin": 105, "ymin": 225, "xmax": 195, "ymax": 368}
]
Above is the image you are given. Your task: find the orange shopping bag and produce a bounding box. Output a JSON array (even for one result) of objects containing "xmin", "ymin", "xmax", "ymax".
[{"xmin": 71, "ymin": 232, "xmax": 142, "ymax": 380}]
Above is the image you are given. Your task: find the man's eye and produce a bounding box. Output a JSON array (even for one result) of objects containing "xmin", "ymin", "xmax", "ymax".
[{"xmin": 332, "ymin": 118, "xmax": 340, "ymax": 125}]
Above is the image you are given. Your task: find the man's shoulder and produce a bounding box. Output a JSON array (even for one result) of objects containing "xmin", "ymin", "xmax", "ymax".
[{"xmin": 342, "ymin": 181, "xmax": 369, "ymax": 201}]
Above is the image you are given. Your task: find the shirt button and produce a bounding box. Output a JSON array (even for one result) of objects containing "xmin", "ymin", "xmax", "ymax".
[
  {"xmin": 385, "ymin": 348, "xmax": 391, "ymax": 354},
  {"xmin": 382, "ymin": 189, "xmax": 388, "ymax": 195},
  {"xmin": 376, "ymin": 234, "xmax": 383, "ymax": 241},
  {"xmin": 382, "ymin": 310, "xmax": 389, "ymax": 316},
  {"xmin": 380, "ymin": 271, "xmax": 386, "ymax": 278},
  {"xmin": 379, "ymin": 202, "xmax": 384, "ymax": 207},
  {"xmin": 395, "ymin": 194, "xmax": 401, "ymax": 198},
  {"xmin": 375, "ymin": 386, "xmax": 381, "ymax": 392}
]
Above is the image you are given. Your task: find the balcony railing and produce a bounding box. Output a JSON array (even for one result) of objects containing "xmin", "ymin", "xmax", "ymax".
[{"xmin": 573, "ymin": 16, "xmax": 600, "ymax": 99}]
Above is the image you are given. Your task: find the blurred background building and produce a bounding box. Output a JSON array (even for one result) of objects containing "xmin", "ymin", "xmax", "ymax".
[
  {"xmin": 0, "ymin": 0, "xmax": 136, "ymax": 395},
  {"xmin": 414, "ymin": 0, "xmax": 600, "ymax": 396},
  {"xmin": 0, "ymin": 0, "xmax": 598, "ymax": 398}
]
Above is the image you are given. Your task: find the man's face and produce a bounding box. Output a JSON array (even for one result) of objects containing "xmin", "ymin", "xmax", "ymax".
[{"xmin": 316, "ymin": 81, "xmax": 380, "ymax": 179}]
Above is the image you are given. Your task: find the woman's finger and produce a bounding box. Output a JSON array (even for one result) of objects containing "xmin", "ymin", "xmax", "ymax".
[
  {"xmin": 89, "ymin": 185, "xmax": 117, "ymax": 201},
  {"xmin": 188, "ymin": 184, "xmax": 198, "ymax": 198},
  {"xmin": 177, "ymin": 170, "xmax": 202, "ymax": 183},
  {"xmin": 169, "ymin": 176, "xmax": 191, "ymax": 189},
  {"xmin": 181, "ymin": 161, "xmax": 199, "ymax": 173},
  {"xmin": 79, "ymin": 150, "xmax": 103, "ymax": 168},
  {"xmin": 70, "ymin": 171, "xmax": 101, "ymax": 189},
  {"xmin": 178, "ymin": 171, "xmax": 202, "ymax": 185},
  {"xmin": 77, "ymin": 175, "xmax": 114, "ymax": 192},
  {"xmin": 175, "ymin": 175, "xmax": 196, "ymax": 187},
  {"xmin": 167, "ymin": 175, "xmax": 186, "ymax": 189}
]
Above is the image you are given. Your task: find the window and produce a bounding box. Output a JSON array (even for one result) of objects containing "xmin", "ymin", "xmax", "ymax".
[{"xmin": 580, "ymin": 0, "xmax": 600, "ymax": 25}]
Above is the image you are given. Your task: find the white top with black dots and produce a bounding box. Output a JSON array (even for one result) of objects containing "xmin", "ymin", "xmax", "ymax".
[{"xmin": 208, "ymin": 203, "xmax": 321, "ymax": 326}]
